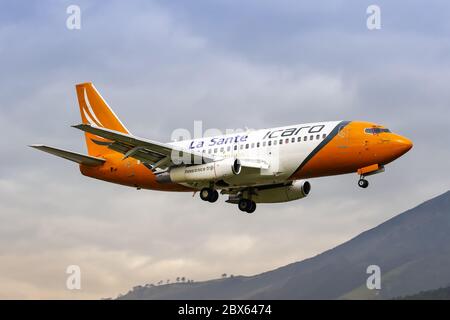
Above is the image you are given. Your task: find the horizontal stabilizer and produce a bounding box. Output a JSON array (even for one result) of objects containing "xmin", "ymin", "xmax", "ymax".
[{"xmin": 30, "ymin": 145, "xmax": 105, "ymax": 167}]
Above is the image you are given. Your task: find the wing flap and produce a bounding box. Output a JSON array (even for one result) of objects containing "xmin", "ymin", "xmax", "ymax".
[{"xmin": 30, "ymin": 145, "xmax": 105, "ymax": 167}]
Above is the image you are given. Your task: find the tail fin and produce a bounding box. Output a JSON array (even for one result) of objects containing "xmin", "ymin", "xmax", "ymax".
[{"xmin": 76, "ymin": 82, "xmax": 130, "ymax": 156}]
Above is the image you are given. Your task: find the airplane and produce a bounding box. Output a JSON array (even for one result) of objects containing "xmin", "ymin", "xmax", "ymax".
[{"xmin": 31, "ymin": 82, "xmax": 413, "ymax": 213}]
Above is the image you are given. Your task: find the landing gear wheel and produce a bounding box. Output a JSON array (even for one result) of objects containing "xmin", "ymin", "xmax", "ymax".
[
  {"xmin": 246, "ymin": 201, "xmax": 256, "ymax": 214},
  {"xmin": 358, "ymin": 179, "xmax": 369, "ymax": 188},
  {"xmin": 238, "ymin": 199, "xmax": 256, "ymax": 213},
  {"xmin": 238, "ymin": 199, "xmax": 251, "ymax": 212},
  {"xmin": 200, "ymin": 188, "xmax": 211, "ymax": 201},
  {"xmin": 208, "ymin": 190, "xmax": 219, "ymax": 203},
  {"xmin": 200, "ymin": 188, "xmax": 219, "ymax": 202}
]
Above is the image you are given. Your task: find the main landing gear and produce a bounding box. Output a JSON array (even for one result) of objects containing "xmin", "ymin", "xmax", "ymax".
[
  {"xmin": 358, "ymin": 177, "xmax": 369, "ymax": 188},
  {"xmin": 199, "ymin": 187, "xmax": 257, "ymax": 213},
  {"xmin": 200, "ymin": 187, "xmax": 219, "ymax": 203},
  {"xmin": 238, "ymin": 198, "xmax": 256, "ymax": 214}
]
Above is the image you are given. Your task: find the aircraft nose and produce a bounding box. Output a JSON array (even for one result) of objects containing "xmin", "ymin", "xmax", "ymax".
[{"xmin": 392, "ymin": 135, "xmax": 413, "ymax": 154}]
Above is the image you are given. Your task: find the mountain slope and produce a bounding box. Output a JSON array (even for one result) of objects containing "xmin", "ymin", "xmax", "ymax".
[
  {"xmin": 118, "ymin": 190, "xmax": 450, "ymax": 300},
  {"xmin": 397, "ymin": 285, "xmax": 450, "ymax": 300}
]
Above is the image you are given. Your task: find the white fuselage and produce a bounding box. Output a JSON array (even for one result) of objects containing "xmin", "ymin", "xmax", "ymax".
[{"xmin": 170, "ymin": 121, "xmax": 342, "ymax": 188}]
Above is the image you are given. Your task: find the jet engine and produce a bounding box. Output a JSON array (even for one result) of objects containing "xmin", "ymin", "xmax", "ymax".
[
  {"xmin": 251, "ymin": 180, "xmax": 311, "ymax": 203},
  {"xmin": 156, "ymin": 158, "xmax": 241, "ymax": 183}
]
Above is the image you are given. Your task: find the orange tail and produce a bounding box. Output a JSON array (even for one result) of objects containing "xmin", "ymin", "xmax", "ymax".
[{"xmin": 76, "ymin": 82, "xmax": 130, "ymax": 156}]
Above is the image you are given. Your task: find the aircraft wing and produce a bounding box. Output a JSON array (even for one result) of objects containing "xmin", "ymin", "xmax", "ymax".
[
  {"xmin": 73, "ymin": 124, "xmax": 271, "ymax": 172},
  {"xmin": 72, "ymin": 124, "xmax": 214, "ymax": 171}
]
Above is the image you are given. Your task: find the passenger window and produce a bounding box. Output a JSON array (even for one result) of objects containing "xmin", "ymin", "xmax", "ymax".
[
  {"xmin": 257, "ymin": 142, "xmax": 260, "ymax": 148},
  {"xmin": 274, "ymin": 140, "xmax": 277, "ymax": 145},
  {"xmin": 245, "ymin": 144, "xmax": 249, "ymax": 149},
  {"xmin": 322, "ymin": 134, "xmax": 326, "ymax": 139},
  {"xmin": 234, "ymin": 145, "xmax": 237, "ymax": 151},
  {"xmin": 251, "ymin": 143, "xmax": 255, "ymax": 148},
  {"xmin": 279, "ymin": 139, "xmax": 283, "ymax": 144},
  {"xmin": 291, "ymin": 138, "xmax": 295, "ymax": 143},
  {"xmin": 263, "ymin": 141, "xmax": 267, "ymax": 147},
  {"xmin": 285, "ymin": 139, "xmax": 289, "ymax": 144},
  {"xmin": 240, "ymin": 145, "xmax": 243, "ymax": 150},
  {"xmin": 214, "ymin": 148, "xmax": 218, "ymax": 153},
  {"xmin": 208, "ymin": 149, "xmax": 211, "ymax": 154},
  {"xmin": 268, "ymin": 141, "xmax": 272, "ymax": 146},
  {"xmin": 316, "ymin": 134, "xmax": 320, "ymax": 140},
  {"xmin": 298, "ymin": 137, "xmax": 301, "ymax": 142},
  {"xmin": 310, "ymin": 135, "xmax": 313, "ymax": 140},
  {"xmin": 220, "ymin": 147, "xmax": 224, "ymax": 152},
  {"xmin": 303, "ymin": 136, "xmax": 307, "ymax": 141}
]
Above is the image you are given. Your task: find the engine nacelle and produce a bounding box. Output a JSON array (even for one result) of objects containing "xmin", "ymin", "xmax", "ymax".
[
  {"xmin": 252, "ymin": 181, "xmax": 311, "ymax": 203},
  {"xmin": 156, "ymin": 158, "xmax": 241, "ymax": 183}
]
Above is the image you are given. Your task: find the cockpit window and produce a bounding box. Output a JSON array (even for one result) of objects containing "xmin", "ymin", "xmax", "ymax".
[{"xmin": 365, "ymin": 128, "xmax": 391, "ymax": 134}]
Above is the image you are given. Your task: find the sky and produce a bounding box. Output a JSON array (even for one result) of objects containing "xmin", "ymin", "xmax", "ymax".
[{"xmin": 0, "ymin": 0, "xmax": 449, "ymax": 299}]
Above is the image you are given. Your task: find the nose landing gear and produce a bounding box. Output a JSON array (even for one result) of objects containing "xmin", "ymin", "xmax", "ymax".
[
  {"xmin": 358, "ymin": 177, "xmax": 369, "ymax": 188},
  {"xmin": 356, "ymin": 164, "xmax": 385, "ymax": 189}
]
